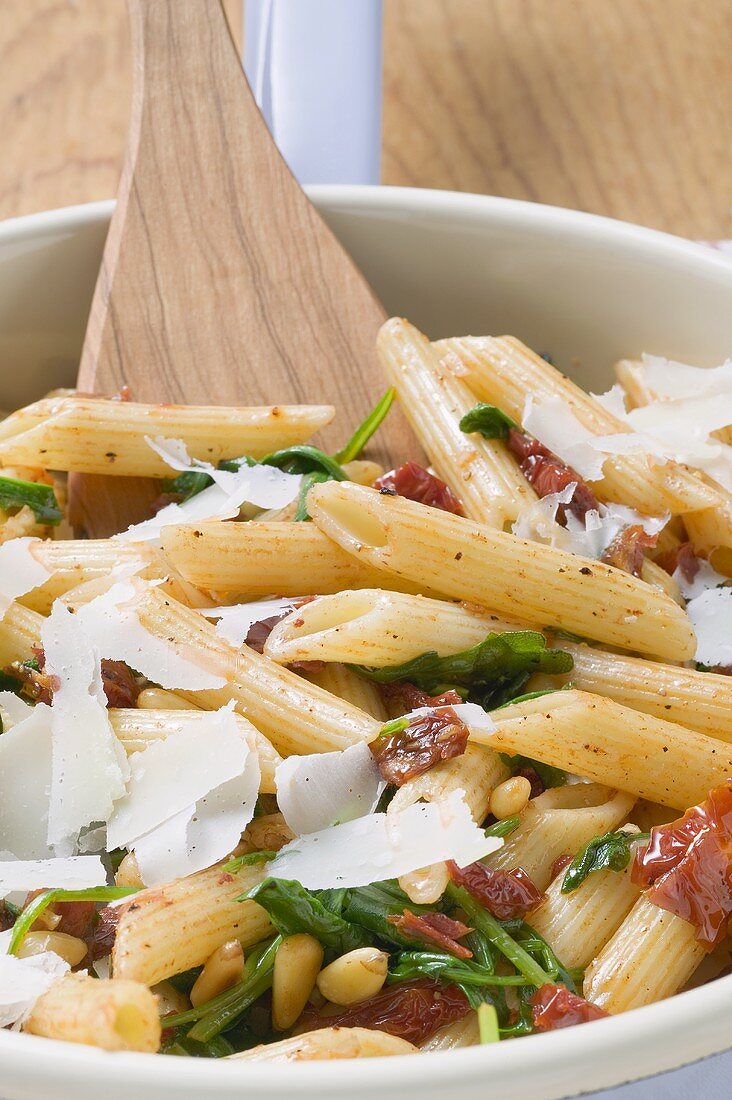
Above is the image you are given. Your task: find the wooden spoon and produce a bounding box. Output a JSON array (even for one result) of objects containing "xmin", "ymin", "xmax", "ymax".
[{"xmin": 71, "ymin": 0, "xmax": 418, "ymax": 537}]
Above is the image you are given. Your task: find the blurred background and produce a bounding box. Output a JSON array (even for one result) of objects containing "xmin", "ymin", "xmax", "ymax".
[{"xmin": 1, "ymin": 0, "xmax": 729, "ymax": 238}]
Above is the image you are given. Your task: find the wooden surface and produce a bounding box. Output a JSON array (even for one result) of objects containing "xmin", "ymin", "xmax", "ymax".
[{"xmin": 0, "ymin": 0, "xmax": 730, "ymax": 238}]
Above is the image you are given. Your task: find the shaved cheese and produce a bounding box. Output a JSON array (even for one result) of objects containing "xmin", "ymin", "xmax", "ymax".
[
  {"xmin": 686, "ymin": 588, "xmax": 732, "ymax": 667},
  {"xmin": 0, "ymin": 703, "xmax": 53, "ymax": 859},
  {"xmin": 0, "ymin": 537, "xmax": 51, "ymax": 619},
  {"xmin": 270, "ymin": 789, "xmax": 502, "ymax": 889},
  {"xmin": 117, "ymin": 437, "xmax": 301, "ymax": 543},
  {"xmin": 591, "ymin": 384, "xmax": 628, "ymax": 420},
  {"xmin": 74, "ymin": 579, "xmax": 225, "ymax": 689},
  {"xmin": 0, "ymin": 929, "xmax": 69, "ymax": 1027},
  {"xmin": 276, "ymin": 741, "xmax": 384, "ymax": 836},
  {"xmin": 0, "ymin": 856, "xmax": 106, "ymax": 893},
  {"xmin": 673, "ymin": 559, "xmax": 728, "ymax": 601},
  {"xmin": 107, "ymin": 705, "xmax": 249, "ymax": 850},
  {"xmin": 512, "ymin": 485, "xmax": 576, "ymax": 549},
  {"xmin": 0, "ymin": 690, "xmax": 32, "ymax": 730},
  {"xmin": 42, "ymin": 603, "xmax": 129, "ymax": 855},
  {"xmin": 522, "ymin": 396, "xmax": 606, "ymax": 480},
  {"xmin": 628, "ymin": 394, "xmax": 732, "ymax": 445},
  {"xmin": 402, "ymin": 702, "xmax": 496, "ymax": 734},
  {"xmin": 640, "ymin": 355, "xmax": 732, "ymax": 399},
  {"xmin": 201, "ymin": 598, "xmax": 299, "ymax": 648}
]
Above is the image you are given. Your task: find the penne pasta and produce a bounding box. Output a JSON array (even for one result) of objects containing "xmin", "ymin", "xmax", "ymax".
[
  {"xmin": 420, "ymin": 1013, "xmax": 479, "ymax": 1051},
  {"xmin": 301, "ymin": 663, "xmax": 389, "ymax": 722},
  {"xmin": 584, "ymin": 896, "xmax": 706, "ymax": 1013},
  {"xmin": 23, "ymin": 973, "xmax": 161, "ymax": 1053},
  {"xmin": 228, "ymin": 1027, "xmax": 418, "ymax": 1061},
  {"xmin": 306, "ymin": 481, "xmax": 696, "ymax": 661},
  {"xmin": 112, "ymin": 862, "xmax": 273, "ymax": 986},
  {"xmin": 0, "ymin": 396, "xmax": 335, "ymax": 475},
  {"xmin": 378, "ymin": 318, "xmax": 536, "ymax": 526},
  {"xmin": 0, "ymin": 602, "xmax": 44, "ymax": 664},
  {"xmin": 438, "ymin": 336, "xmax": 720, "ymax": 515},
  {"xmin": 472, "ymin": 690, "xmax": 732, "ymax": 809}
]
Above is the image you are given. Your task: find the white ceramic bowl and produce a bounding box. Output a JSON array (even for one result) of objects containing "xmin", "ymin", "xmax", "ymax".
[{"xmin": 0, "ymin": 187, "xmax": 730, "ymax": 1100}]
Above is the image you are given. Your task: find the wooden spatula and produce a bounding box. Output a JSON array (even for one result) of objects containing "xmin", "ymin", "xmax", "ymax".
[{"xmin": 71, "ymin": 0, "xmax": 418, "ymax": 537}]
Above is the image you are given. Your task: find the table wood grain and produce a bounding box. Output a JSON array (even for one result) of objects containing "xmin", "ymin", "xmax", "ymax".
[{"xmin": 0, "ymin": 0, "xmax": 730, "ymax": 238}]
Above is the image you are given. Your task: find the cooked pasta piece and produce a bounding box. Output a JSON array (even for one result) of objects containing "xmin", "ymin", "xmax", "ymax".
[
  {"xmin": 378, "ymin": 318, "xmax": 536, "ymax": 526},
  {"xmin": 0, "ymin": 602, "xmax": 43, "ymax": 664},
  {"xmin": 228, "ymin": 1028, "xmax": 417, "ymax": 1061},
  {"xmin": 136, "ymin": 687, "xmax": 202, "ymax": 710},
  {"xmin": 584, "ymin": 897, "xmax": 706, "ymax": 1013},
  {"xmin": 438, "ymin": 336, "xmax": 720, "ymax": 515},
  {"xmin": 484, "ymin": 785, "xmax": 635, "ymax": 889},
  {"xmin": 257, "ymin": 458, "xmax": 384, "ymax": 522},
  {"xmin": 112, "ymin": 862, "xmax": 273, "ymax": 986},
  {"xmin": 23, "ymin": 973, "xmax": 161, "ymax": 1053},
  {"xmin": 301, "ymin": 664, "xmax": 388, "ymax": 722},
  {"xmin": 108, "ymin": 708, "xmax": 282, "ymax": 794},
  {"xmin": 0, "ymin": 397, "xmax": 335, "ymax": 475},
  {"xmin": 472, "ymin": 691, "xmax": 732, "ymax": 809},
  {"xmin": 306, "ymin": 482, "xmax": 696, "ymax": 661},
  {"xmin": 420, "ymin": 1013, "xmax": 479, "ymax": 1051}
]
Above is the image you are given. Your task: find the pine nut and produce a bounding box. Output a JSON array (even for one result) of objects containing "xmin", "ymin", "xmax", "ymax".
[
  {"xmin": 115, "ymin": 851, "xmax": 144, "ymax": 889},
  {"xmin": 190, "ymin": 940, "xmax": 244, "ymax": 1007},
  {"xmin": 153, "ymin": 980, "xmax": 190, "ymax": 1017},
  {"xmin": 17, "ymin": 931, "xmax": 87, "ymax": 966},
  {"xmin": 398, "ymin": 863, "xmax": 450, "ymax": 905},
  {"xmin": 272, "ymin": 934, "xmax": 324, "ymax": 1031},
  {"xmin": 316, "ymin": 947, "xmax": 388, "ymax": 1007},
  {"xmin": 489, "ymin": 776, "xmax": 532, "ymax": 820}
]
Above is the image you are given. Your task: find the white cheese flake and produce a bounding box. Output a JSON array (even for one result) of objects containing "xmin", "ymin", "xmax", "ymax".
[
  {"xmin": 686, "ymin": 588, "xmax": 732, "ymax": 667},
  {"xmin": 42, "ymin": 603, "xmax": 129, "ymax": 855},
  {"xmin": 0, "ymin": 690, "xmax": 32, "ymax": 730},
  {"xmin": 201, "ymin": 598, "xmax": 299, "ymax": 648},
  {"xmin": 0, "ymin": 929, "xmax": 69, "ymax": 1028},
  {"xmin": 0, "ymin": 856, "xmax": 106, "ymax": 893},
  {"xmin": 401, "ymin": 702, "xmax": 496, "ymax": 734},
  {"xmin": 590, "ymin": 384, "xmax": 628, "ymax": 420},
  {"xmin": 269, "ymin": 789, "xmax": 501, "ymax": 889},
  {"xmin": 0, "ymin": 703, "xmax": 54, "ymax": 859},
  {"xmin": 673, "ymin": 559, "xmax": 728, "ymax": 601},
  {"xmin": 276, "ymin": 741, "xmax": 384, "ymax": 837},
  {"xmin": 640, "ymin": 355, "xmax": 732, "ymax": 399},
  {"xmin": 0, "ymin": 537, "xmax": 51, "ymax": 619},
  {"xmin": 522, "ymin": 396, "xmax": 607, "ymax": 480}
]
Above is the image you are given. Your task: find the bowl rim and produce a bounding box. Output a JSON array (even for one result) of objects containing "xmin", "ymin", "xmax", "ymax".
[{"xmin": 0, "ymin": 184, "xmax": 730, "ymax": 1094}]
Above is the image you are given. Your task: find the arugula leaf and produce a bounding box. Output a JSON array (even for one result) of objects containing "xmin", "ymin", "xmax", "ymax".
[
  {"xmin": 334, "ymin": 389, "xmax": 395, "ymax": 464},
  {"xmin": 163, "ymin": 469, "xmax": 214, "ymax": 502},
  {"xmin": 388, "ymin": 950, "xmax": 526, "ymax": 987},
  {"xmin": 495, "ymin": 686, "xmax": 569, "ymax": 709},
  {"xmin": 224, "ymin": 850, "xmax": 277, "ymax": 873},
  {"xmin": 335, "ymin": 880, "xmax": 438, "ymax": 949},
  {"xmin": 352, "ymin": 630, "xmax": 573, "ymax": 709},
  {"xmin": 161, "ymin": 1033, "xmax": 234, "ymax": 1058},
  {"xmin": 484, "ymin": 815, "xmax": 521, "ymax": 839},
  {"xmin": 561, "ymin": 829, "xmax": 649, "ymax": 895},
  {"xmin": 514, "ymin": 922, "xmax": 577, "ymax": 994},
  {"xmin": 459, "ymin": 404, "xmax": 517, "ymax": 440},
  {"xmin": 0, "ymin": 475, "xmax": 62, "ymax": 525},
  {"xmin": 259, "ymin": 445, "xmax": 347, "ymax": 482},
  {"xmin": 245, "ymin": 878, "xmax": 369, "ymax": 954},
  {"xmin": 294, "ymin": 470, "xmax": 331, "ymax": 522},
  {"xmin": 499, "ymin": 753, "xmax": 567, "ymax": 790}
]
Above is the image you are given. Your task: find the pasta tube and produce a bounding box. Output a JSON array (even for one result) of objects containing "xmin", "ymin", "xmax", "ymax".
[
  {"xmin": 228, "ymin": 1028, "xmax": 417, "ymax": 1061},
  {"xmin": 472, "ymin": 690, "xmax": 732, "ymax": 810},
  {"xmin": 112, "ymin": 862, "xmax": 273, "ymax": 986},
  {"xmin": 378, "ymin": 318, "xmax": 536, "ymax": 526},
  {"xmin": 306, "ymin": 482, "xmax": 696, "ymax": 661},
  {"xmin": 301, "ymin": 664, "xmax": 388, "ymax": 722},
  {"xmin": 0, "ymin": 603, "xmax": 44, "ymax": 664},
  {"xmin": 23, "ymin": 973, "xmax": 161, "ymax": 1053},
  {"xmin": 439, "ymin": 336, "xmax": 720, "ymax": 515},
  {"xmin": 0, "ymin": 396, "xmax": 334, "ymax": 475}
]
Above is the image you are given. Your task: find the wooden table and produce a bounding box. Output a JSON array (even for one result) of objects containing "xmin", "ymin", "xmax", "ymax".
[{"xmin": 0, "ymin": 0, "xmax": 730, "ymax": 238}]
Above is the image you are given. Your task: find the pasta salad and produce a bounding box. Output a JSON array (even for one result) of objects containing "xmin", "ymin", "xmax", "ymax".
[{"xmin": 0, "ymin": 318, "xmax": 730, "ymax": 1060}]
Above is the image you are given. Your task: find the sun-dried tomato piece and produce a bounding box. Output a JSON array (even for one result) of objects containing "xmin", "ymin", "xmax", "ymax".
[
  {"xmin": 374, "ymin": 462, "xmax": 464, "ymax": 515},
  {"xmin": 516, "ymin": 764, "xmax": 545, "ymax": 799},
  {"xmin": 306, "ymin": 979, "xmax": 470, "ymax": 1045},
  {"xmin": 88, "ymin": 905, "xmax": 121, "ymax": 962},
  {"xmin": 387, "ymin": 910, "xmax": 473, "ymax": 958},
  {"xmin": 551, "ymin": 854, "xmax": 573, "ymax": 880},
  {"xmin": 706, "ymin": 664, "xmax": 732, "ymax": 676},
  {"xmin": 0, "ymin": 902, "xmax": 14, "ymax": 933},
  {"xmin": 656, "ymin": 540, "xmax": 702, "ymax": 581},
  {"xmin": 632, "ymin": 781, "xmax": 732, "ymax": 948},
  {"xmin": 507, "ymin": 429, "xmax": 599, "ymax": 522},
  {"xmin": 601, "ymin": 524, "xmax": 658, "ymax": 578},
  {"xmin": 379, "ymin": 683, "xmax": 463, "ymax": 714},
  {"xmin": 245, "ymin": 613, "xmax": 291, "ymax": 654},
  {"xmin": 530, "ymin": 984, "xmax": 609, "ymax": 1030},
  {"xmin": 448, "ymin": 860, "xmax": 544, "ymax": 920},
  {"xmin": 372, "ymin": 707, "xmax": 469, "ymax": 786},
  {"xmin": 100, "ymin": 660, "xmax": 141, "ymax": 709}
]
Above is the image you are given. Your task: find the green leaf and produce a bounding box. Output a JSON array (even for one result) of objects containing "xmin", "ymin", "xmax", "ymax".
[
  {"xmin": 499, "ymin": 753, "xmax": 567, "ymax": 790},
  {"xmin": 161, "ymin": 1033, "xmax": 234, "ymax": 1058},
  {"xmin": 163, "ymin": 469, "xmax": 214, "ymax": 502},
  {"xmin": 0, "ymin": 475, "xmax": 62, "ymax": 525},
  {"xmin": 8, "ymin": 886, "xmax": 138, "ymax": 954},
  {"xmin": 484, "ymin": 816, "xmax": 521, "ymax": 839},
  {"xmin": 477, "ymin": 1002, "xmax": 500, "ymax": 1044},
  {"xmin": 335, "ymin": 880, "xmax": 437, "ymax": 949},
  {"xmin": 294, "ymin": 470, "xmax": 331, "ymax": 521},
  {"xmin": 352, "ymin": 630, "xmax": 573, "ymax": 709},
  {"xmin": 388, "ymin": 951, "xmax": 526, "ymax": 987},
  {"xmin": 459, "ymin": 404, "xmax": 517, "ymax": 440},
  {"xmin": 224, "ymin": 850, "xmax": 277, "ymax": 873},
  {"xmin": 259, "ymin": 445, "xmax": 348, "ymax": 481},
  {"xmin": 560, "ymin": 829, "xmax": 649, "ymax": 894},
  {"xmin": 245, "ymin": 878, "xmax": 370, "ymax": 954},
  {"xmin": 495, "ymin": 686, "xmax": 570, "ymax": 709},
  {"xmin": 334, "ymin": 389, "xmax": 396, "ymax": 464}
]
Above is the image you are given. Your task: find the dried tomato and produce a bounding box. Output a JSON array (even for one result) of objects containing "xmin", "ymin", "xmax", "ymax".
[
  {"xmin": 507, "ymin": 428, "xmax": 599, "ymax": 522},
  {"xmin": 387, "ymin": 910, "xmax": 473, "ymax": 959},
  {"xmin": 379, "ymin": 683, "xmax": 463, "ymax": 713},
  {"xmin": 88, "ymin": 905, "xmax": 120, "ymax": 962},
  {"xmin": 372, "ymin": 707, "xmax": 469, "ymax": 786},
  {"xmin": 601, "ymin": 524, "xmax": 658, "ymax": 578},
  {"xmin": 448, "ymin": 860, "xmax": 544, "ymax": 920},
  {"xmin": 374, "ymin": 462, "xmax": 464, "ymax": 515},
  {"xmin": 100, "ymin": 660, "xmax": 141, "ymax": 709},
  {"xmin": 306, "ymin": 979, "xmax": 470, "ymax": 1045},
  {"xmin": 632, "ymin": 781, "xmax": 732, "ymax": 948},
  {"xmin": 530, "ymin": 984, "xmax": 609, "ymax": 1030},
  {"xmin": 656, "ymin": 540, "xmax": 701, "ymax": 581}
]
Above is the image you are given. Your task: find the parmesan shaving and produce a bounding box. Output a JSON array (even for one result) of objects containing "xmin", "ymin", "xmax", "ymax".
[
  {"xmin": 0, "ymin": 929, "xmax": 69, "ymax": 1028},
  {"xmin": 201, "ymin": 598, "xmax": 299, "ymax": 648},
  {"xmin": 269, "ymin": 789, "xmax": 501, "ymax": 889},
  {"xmin": 276, "ymin": 741, "xmax": 384, "ymax": 836},
  {"xmin": 640, "ymin": 355, "xmax": 732, "ymax": 399},
  {"xmin": 42, "ymin": 603, "xmax": 129, "ymax": 855},
  {"xmin": 522, "ymin": 396, "xmax": 606, "ymax": 480},
  {"xmin": 685, "ymin": 588, "xmax": 732, "ymax": 667},
  {"xmin": 0, "ymin": 856, "xmax": 107, "ymax": 893},
  {"xmin": 590, "ymin": 384, "xmax": 628, "ymax": 420},
  {"xmin": 0, "ymin": 703, "xmax": 53, "ymax": 859},
  {"xmin": 402, "ymin": 702, "xmax": 496, "ymax": 734},
  {"xmin": 0, "ymin": 690, "xmax": 32, "ymax": 730},
  {"xmin": 0, "ymin": 537, "xmax": 51, "ymax": 619},
  {"xmin": 673, "ymin": 559, "xmax": 728, "ymax": 601}
]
